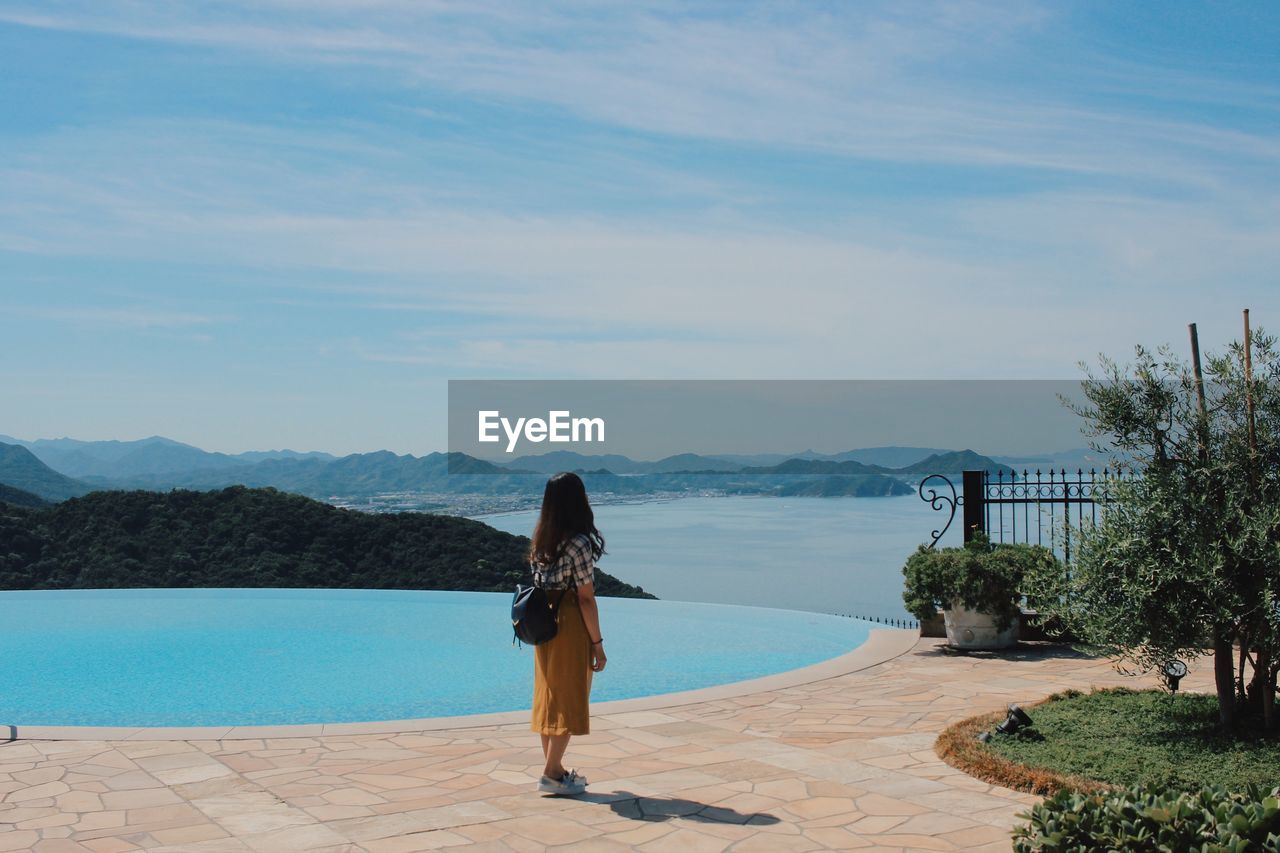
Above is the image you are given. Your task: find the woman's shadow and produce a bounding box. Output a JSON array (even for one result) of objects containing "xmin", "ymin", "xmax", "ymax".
[{"xmin": 582, "ymin": 790, "xmax": 780, "ymax": 825}]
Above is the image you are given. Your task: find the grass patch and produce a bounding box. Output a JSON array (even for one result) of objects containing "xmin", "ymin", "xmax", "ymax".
[
  {"xmin": 978, "ymin": 688, "xmax": 1280, "ymax": 792},
  {"xmin": 936, "ymin": 706, "xmax": 1111, "ymax": 796}
]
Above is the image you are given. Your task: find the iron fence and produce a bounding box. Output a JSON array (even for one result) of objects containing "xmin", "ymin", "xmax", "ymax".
[{"xmin": 920, "ymin": 468, "xmax": 1133, "ymax": 561}]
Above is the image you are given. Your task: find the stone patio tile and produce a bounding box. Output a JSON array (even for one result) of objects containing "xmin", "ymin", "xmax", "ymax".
[
  {"xmin": 148, "ymin": 839, "xmax": 252, "ymax": 852},
  {"xmin": 872, "ymin": 832, "xmax": 957, "ymax": 849},
  {"xmin": 730, "ymin": 834, "xmax": 824, "ymax": 851},
  {"xmin": 304, "ymin": 803, "xmax": 376, "ymax": 821},
  {"xmin": 781, "ymin": 796, "xmax": 858, "ymax": 820},
  {"xmin": 190, "ymin": 794, "xmax": 317, "ymax": 837},
  {"xmin": 7, "ymin": 780, "xmax": 71, "ymax": 802},
  {"xmin": 752, "ymin": 777, "xmax": 809, "ymax": 800},
  {"xmin": 846, "ymin": 814, "xmax": 909, "ymax": 834},
  {"xmin": 78, "ymin": 839, "xmax": 140, "ymax": 853},
  {"xmin": 803, "ymin": 825, "xmax": 875, "ymax": 848},
  {"xmin": 893, "ymin": 811, "xmax": 983, "ymax": 835},
  {"xmin": 361, "ymin": 829, "xmax": 473, "ymax": 851},
  {"xmin": 551, "ymin": 839, "xmax": 637, "ymax": 852},
  {"xmin": 637, "ymin": 826, "xmax": 733, "ymax": 852},
  {"xmin": 31, "ymin": 840, "xmax": 96, "ymax": 852},
  {"xmin": 940, "ymin": 823, "xmax": 1014, "ymax": 847},
  {"xmin": 597, "ymin": 820, "xmax": 678, "ymax": 846},
  {"xmin": 146, "ymin": 761, "xmax": 236, "ymax": 786},
  {"xmin": 238, "ymin": 822, "xmax": 351, "ymax": 852},
  {"xmin": 854, "ymin": 792, "xmax": 930, "ymax": 817},
  {"xmin": 0, "ymin": 829, "xmax": 39, "ymax": 850},
  {"xmin": 599, "ymin": 711, "xmax": 685, "ymax": 728},
  {"xmin": 861, "ymin": 773, "xmax": 951, "ymax": 797},
  {"xmin": 148, "ymin": 823, "xmax": 230, "ymax": 845},
  {"xmin": 71, "ymin": 810, "xmax": 128, "ymax": 833},
  {"xmin": 330, "ymin": 800, "xmax": 511, "ymax": 841},
  {"xmin": 97, "ymin": 788, "xmax": 180, "ymax": 811},
  {"xmin": 171, "ymin": 777, "xmax": 260, "ymax": 800},
  {"xmin": 495, "ymin": 812, "xmax": 601, "ymax": 845}
]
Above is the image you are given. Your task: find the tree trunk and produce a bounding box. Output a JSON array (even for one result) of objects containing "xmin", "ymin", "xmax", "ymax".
[
  {"xmin": 1271, "ymin": 665, "xmax": 1279, "ymax": 733},
  {"xmin": 1261, "ymin": 649, "xmax": 1276, "ymax": 733},
  {"xmin": 1214, "ymin": 628, "xmax": 1238, "ymax": 728},
  {"xmin": 1238, "ymin": 630, "xmax": 1249, "ymax": 700}
]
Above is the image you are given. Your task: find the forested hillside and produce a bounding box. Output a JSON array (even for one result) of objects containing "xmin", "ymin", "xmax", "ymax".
[
  {"xmin": 0, "ymin": 442, "xmax": 93, "ymax": 501},
  {"xmin": 0, "ymin": 484, "xmax": 47, "ymax": 508},
  {"xmin": 0, "ymin": 486, "xmax": 653, "ymax": 598}
]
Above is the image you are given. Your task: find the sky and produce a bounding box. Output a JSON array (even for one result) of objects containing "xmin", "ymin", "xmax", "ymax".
[{"xmin": 1, "ymin": 1, "xmax": 1278, "ymax": 455}]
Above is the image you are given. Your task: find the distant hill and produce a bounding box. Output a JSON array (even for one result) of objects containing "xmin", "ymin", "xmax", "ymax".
[
  {"xmin": 743, "ymin": 458, "xmax": 880, "ymax": 476},
  {"xmin": 81, "ymin": 450, "xmax": 544, "ymax": 498},
  {"xmin": 884, "ymin": 450, "xmax": 1015, "ymax": 478},
  {"xmin": 825, "ymin": 446, "xmax": 953, "ymax": 468},
  {"xmin": 12, "ymin": 435, "xmax": 334, "ymax": 479},
  {"xmin": 640, "ymin": 453, "xmax": 740, "ymax": 473},
  {"xmin": 0, "ymin": 484, "xmax": 48, "ymax": 508},
  {"xmin": 0, "ymin": 443, "xmax": 93, "ymax": 501},
  {"xmin": 232, "ymin": 449, "xmax": 336, "ymax": 464},
  {"xmin": 13, "ymin": 435, "xmax": 238, "ymax": 478},
  {"xmin": 4, "ymin": 433, "xmax": 1015, "ymax": 503},
  {"xmin": 0, "ymin": 486, "xmax": 653, "ymax": 598}
]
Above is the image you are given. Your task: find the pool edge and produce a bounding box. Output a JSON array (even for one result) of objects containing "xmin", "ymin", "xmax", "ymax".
[{"xmin": 9, "ymin": 628, "xmax": 918, "ymax": 742}]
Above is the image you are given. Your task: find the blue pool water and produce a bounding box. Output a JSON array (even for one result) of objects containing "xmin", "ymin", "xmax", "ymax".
[{"xmin": 0, "ymin": 588, "xmax": 874, "ymax": 727}]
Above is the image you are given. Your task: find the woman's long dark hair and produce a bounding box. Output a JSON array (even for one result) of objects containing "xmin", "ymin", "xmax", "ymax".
[{"xmin": 530, "ymin": 472, "xmax": 605, "ymax": 565}]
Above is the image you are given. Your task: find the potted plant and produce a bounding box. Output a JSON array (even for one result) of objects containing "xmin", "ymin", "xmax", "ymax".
[{"xmin": 902, "ymin": 533, "xmax": 1055, "ymax": 649}]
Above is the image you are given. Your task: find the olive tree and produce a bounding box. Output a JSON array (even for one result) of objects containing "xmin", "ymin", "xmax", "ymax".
[{"xmin": 1028, "ymin": 328, "xmax": 1280, "ymax": 730}]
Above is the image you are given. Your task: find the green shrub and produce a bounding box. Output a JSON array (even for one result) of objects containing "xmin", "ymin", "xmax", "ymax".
[
  {"xmin": 902, "ymin": 533, "xmax": 1056, "ymax": 631},
  {"xmin": 1013, "ymin": 784, "xmax": 1280, "ymax": 852}
]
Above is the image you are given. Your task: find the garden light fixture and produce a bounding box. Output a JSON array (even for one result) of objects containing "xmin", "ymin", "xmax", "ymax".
[
  {"xmin": 995, "ymin": 704, "xmax": 1034, "ymax": 735},
  {"xmin": 1162, "ymin": 660, "xmax": 1188, "ymax": 693}
]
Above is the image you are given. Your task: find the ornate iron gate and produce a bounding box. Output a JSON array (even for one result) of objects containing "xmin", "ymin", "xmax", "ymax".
[{"xmin": 920, "ymin": 468, "xmax": 1129, "ymax": 560}]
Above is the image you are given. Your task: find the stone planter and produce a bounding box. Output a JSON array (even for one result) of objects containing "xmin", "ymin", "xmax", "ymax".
[{"xmin": 942, "ymin": 601, "xmax": 1019, "ymax": 649}]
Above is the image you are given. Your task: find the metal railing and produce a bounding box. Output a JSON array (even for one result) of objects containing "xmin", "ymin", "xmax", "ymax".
[{"xmin": 921, "ymin": 468, "xmax": 1132, "ymax": 561}]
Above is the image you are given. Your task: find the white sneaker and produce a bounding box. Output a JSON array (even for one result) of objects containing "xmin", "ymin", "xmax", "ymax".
[{"xmin": 537, "ymin": 770, "xmax": 587, "ymax": 796}]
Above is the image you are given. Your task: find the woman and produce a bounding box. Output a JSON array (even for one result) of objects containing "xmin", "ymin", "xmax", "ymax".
[{"xmin": 529, "ymin": 472, "xmax": 607, "ymax": 796}]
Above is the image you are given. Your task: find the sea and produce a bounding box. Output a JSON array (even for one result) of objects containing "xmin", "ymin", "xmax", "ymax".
[{"xmin": 478, "ymin": 494, "xmax": 964, "ymax": 622}]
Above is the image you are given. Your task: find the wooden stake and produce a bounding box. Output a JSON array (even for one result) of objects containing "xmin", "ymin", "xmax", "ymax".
[
  {"xmin": 1189, "ymin": 323, "xmax": 1209, "ymax": 452},
  {"xmin": 1245, "ymin": 309, "xmax": 1257, "ymax": 464}
]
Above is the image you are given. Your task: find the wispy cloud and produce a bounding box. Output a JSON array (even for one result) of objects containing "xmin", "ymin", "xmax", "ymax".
[
  {"xmin": 0, "ymin": 113, "xmax": 1275, "ymax": 378},
  {"xmin": 3, "ymin": 1, "xmax": 1276, "ymax": 186},
  {"xmin": 5, "ymin": 305, "xmax": 225, "ymax": 330}
]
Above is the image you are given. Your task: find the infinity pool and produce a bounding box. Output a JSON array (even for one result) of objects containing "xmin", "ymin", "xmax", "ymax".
[{"xmin": 0, "ymin": 589, "xmax": 874, "ymax": 727}]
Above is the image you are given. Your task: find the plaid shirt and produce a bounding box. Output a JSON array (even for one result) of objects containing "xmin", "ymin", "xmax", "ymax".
[{"xmin": 532, "ymin": 534, "xmax": 597, "ymax": 590}]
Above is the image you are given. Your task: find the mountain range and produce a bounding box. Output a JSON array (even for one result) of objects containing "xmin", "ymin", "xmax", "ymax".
[
  {"xmin": 0, "ymin": 443, "xmax": 94, "ymax": 502},
  {"xmin": 0, "ymin": 434, "xmax": 1089, "ymax": 505},
  {"xmin": 501, "ymin": 446, "xmax": 956, "ymax": 474},
  {"xmin": 0, "ymin": 435, "xmax": 333, "ymax": 480}
]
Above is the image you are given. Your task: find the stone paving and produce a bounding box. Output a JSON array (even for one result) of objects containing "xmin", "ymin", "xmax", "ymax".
[{"xmin": 0, "ymin": 637, "xmax": 1210, "ymax": 852}]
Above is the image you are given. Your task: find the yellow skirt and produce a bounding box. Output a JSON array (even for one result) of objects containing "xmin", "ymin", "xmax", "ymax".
[{"xmin": 531, "ymin": 592, "xmax": 593, "ymax": 736}]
